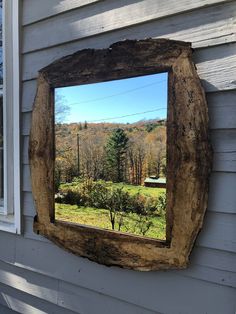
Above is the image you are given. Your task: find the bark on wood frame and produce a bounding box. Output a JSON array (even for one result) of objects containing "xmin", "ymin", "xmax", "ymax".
[{"xmin": 29, "ymin": 39, "xmax": 212, "ymax": 271}]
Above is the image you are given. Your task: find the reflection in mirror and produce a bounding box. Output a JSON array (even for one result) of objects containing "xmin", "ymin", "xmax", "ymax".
[{"xmin": 55, "ymin": 73, "xmax": 168, "ymax": 240}]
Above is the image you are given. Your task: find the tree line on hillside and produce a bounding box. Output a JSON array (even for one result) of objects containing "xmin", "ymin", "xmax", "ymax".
[{"xmin": 55, "ymin": 120, "xmax": 166, "ymax": 187}]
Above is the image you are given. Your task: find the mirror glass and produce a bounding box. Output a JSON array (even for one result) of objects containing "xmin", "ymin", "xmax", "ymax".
[{"xmin": 55, "ymin": 73, "xmax": 168, "ymax": 240}]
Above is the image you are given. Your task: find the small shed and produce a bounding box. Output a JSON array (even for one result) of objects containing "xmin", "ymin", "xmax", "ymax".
[{"xmin": 144, "ymin": 177, "xmax": 166, "ymax": 188}]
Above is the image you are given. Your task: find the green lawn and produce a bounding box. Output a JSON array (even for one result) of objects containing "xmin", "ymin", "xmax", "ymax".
[
  {"xmin": 110, "ymin": 182, "xmax": 165, "ymax": 197},
  {"xmin": 55, "ymin": 203, "xmax": 166, "ymax": 240}
]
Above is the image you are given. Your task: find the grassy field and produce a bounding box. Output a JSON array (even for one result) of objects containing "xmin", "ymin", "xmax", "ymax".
[
  {"xmin": 55, "ymin": 203, "xmax": 166, "ymax": 239},
  {"xmin": 56, "ymin": 182, "xmax": 166, "ymax": 239}
]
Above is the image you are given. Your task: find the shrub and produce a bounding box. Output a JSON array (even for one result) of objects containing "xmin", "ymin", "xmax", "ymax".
[{"xmin": 156, "ymin": 191, "xmax": 167, "ymax": 215}]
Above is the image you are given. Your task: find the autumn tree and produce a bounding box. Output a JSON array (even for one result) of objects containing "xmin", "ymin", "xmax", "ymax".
[
  {"xmin": 55, "ymin": 93, "xmax": 70, "ymax": 124},
  {"xmin": 105, "ymin": 128, "xmax": 129, "ymax": 182}
]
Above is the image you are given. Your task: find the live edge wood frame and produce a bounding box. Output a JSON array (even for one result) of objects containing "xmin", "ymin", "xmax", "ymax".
[{"xmin": 29, "ymin": 39, "xmax": 212, "ymax": 271}]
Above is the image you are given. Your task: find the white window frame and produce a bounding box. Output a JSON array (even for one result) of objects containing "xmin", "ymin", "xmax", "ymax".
[{"xmin": 0, "ymin": 0, "xmax": 20, "ymax": 233}]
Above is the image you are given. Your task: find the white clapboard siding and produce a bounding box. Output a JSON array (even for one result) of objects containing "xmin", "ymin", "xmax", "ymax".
[
  {"xmin": 0, "ymin": 260, "xmax": 159, "ymax": 314},
  {"xmin": 0, "ymin": 260, "xmax": 58, "ymax": 305},
  {"xmin": 22, "ymin": 0, "xmax": 101, "ymax": 25},
  {"xmin": 22, "ymin": 0, "xmax": 236, "ymax": 81},
  {"xmin": 12, "ymin": 237, "xmax": 236, "ymax": 314},
  {"xmin": 0, "ymin": 282, "xmax": 79, "ymax": 314},
  {"xmin": 208, "ymin": 172, "xmax": 236, "ymax": 214},
  {"xmin": 22, "ymin": 0, "xmax": 234, "ymax": 53},
  {"xmin": 22, "ymin": 0, "xmax": 233, "ymax": 27},
  {"xmin": 190, "ymin": 247, "xmax": 236, "ymax": 273},
  {"xmin": 57, "ymin": 281, "xmax": 159, "ymax": 314},
  {"xmin": 213, "ymin": 152, "xmax": 236, "ymax": 172},
  {"xmin": 208, "ymin": 91, "xmax": 236, "ymax": 129}
]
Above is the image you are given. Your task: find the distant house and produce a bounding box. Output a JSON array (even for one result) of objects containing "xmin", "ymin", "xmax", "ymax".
[{"xmin": 144, "ymin": 177, "xmax": 166, "ymax": 188}]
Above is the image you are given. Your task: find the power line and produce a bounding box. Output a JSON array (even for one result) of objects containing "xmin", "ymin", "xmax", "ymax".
[
  {"xmin": 67, "ymin": 79, "xmax": 167, "ymax": 106},
  {"xmin": 87, "ymin": 108, "xmax": 167, "ymax": 123}
]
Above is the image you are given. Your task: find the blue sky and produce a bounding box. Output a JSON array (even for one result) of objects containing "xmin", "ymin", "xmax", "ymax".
[{"xmin": 55, "ymin": 72, "xmax": 168, "ymax": 124}]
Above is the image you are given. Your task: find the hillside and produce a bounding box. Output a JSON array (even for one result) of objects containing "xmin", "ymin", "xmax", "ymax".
[{"xmin": 55, "ymin": 119, "xmax": 166, "ymax": 185}]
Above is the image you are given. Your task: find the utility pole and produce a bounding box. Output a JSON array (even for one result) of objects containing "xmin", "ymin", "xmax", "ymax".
[{"xmin": 77, "ymin": 132, "xmax": 80, "ymax": 177}]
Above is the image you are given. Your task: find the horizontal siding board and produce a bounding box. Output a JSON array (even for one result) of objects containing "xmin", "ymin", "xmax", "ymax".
[
  {"xmin": 194, "ymin": 43, "xmax": 236, "ymax": 92},
  {"xmin": 22, "ymin": 0, "xmax": 233, "ymax": 27},
  {"xmin": 213, "ymin": 152, "xmax": 236, "ymax": 172},
  {"xmin": 197, "ymin": 212, "xmax": 236, "ymax": 253},
  {"xmin": 190, "ymin": 247, "xmax": 236, "ymax": 273},
  {"xmin": 180, "ymin": 264, "xmax": 236, "ymax": 288},
  {"xmin": 208, "ymin": 91, "xmax": 236, "ymax": 129},
  {"xmin": 0, "ymin": 282, "xmax": 79, "ymax": 314},
  {"xmin": 208, "ymin": 172, "xmax": 236, "ymax": 214},
  {"xmin": 22, "ymin": 1, "xmax": 236, "ymax": 81},
  {"xmin": 57, "ymin": 276, "xmax": 236, "ymax": 314},
  {"xmin": 211, "ymin": 129, "xmax": 236, "ymax": 153},
  {"xmin": 58, "ymin": 281, "xmax": 159, "ymax": 314},
  {"xmin": 23, "ymin": 0, "xmax": 101, "ymax": 25},
  {"xmin": 22, "ymin": 0, "xmax": 235, "ymax": 53},
  {"xmin": 12, "ymin": 238, "xmax": 236, "ymax": 314},
  {"xmin": 0, "ymin": 260, "xmax": 58, "ymax": 304}
]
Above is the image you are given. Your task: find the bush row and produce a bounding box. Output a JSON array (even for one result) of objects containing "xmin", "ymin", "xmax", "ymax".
[{"xmin": 55, "ymin": 179, "xmax": 166, "ymax": 216}]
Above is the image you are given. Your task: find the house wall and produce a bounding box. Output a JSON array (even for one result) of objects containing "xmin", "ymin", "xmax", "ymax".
[{"xmin": 0, "ymin": 0, "xmax": 236, "ymax": 313}]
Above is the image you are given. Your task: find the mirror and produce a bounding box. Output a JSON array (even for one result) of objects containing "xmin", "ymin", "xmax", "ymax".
[
  {"xmin": 55, "ymin": 73, "xmax": 168, "ymax": 240},
  {"xmin": 30, "ymin": 39, "xmax": 211, "ymax": 270}
]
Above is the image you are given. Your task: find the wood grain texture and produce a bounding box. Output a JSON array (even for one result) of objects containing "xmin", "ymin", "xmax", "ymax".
[
  {"xmin": 22, "ymin": 0, "xmax": 233, "ymax": 53},
  {"xmin": 29, "ymin": 39, "xmax": 212, "ymax": 270}
]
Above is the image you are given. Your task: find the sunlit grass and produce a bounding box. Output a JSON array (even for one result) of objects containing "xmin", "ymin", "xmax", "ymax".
[{"xmin": 55, "ymin": 203, "xmax": 166, "ymax": 240}]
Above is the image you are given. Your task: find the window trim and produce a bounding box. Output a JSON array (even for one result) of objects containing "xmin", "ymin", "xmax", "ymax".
[
  {"xmin": 30, "ymin": 39, "xmax": 212, "ymax": 270},
  {"xmin": 0, "ymin": 0, "xmax": 21, "ymax": 234}
]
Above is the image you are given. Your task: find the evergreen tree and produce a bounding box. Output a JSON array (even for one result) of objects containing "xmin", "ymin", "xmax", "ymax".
[{"xmin": 105, "ymin": 128, "xmax": 129, "ymax": 182}]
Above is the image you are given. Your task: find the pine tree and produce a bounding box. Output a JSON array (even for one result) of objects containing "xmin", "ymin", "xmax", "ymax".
[{"xmin": 105, "ymin": 128, "xmax": 129, "ymax": 182}]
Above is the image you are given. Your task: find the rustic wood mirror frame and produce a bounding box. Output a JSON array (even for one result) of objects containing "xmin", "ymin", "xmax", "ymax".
[{"xmin": 29, "ymin": 39, "xmax": 212, "ymax": 271}]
